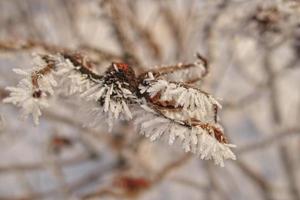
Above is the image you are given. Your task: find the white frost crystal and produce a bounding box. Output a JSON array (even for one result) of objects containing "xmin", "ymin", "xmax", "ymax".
[
  {"xmin": 137, "ymin": 76, "xmax": 236, "ymax": 166},
  {"xmin": 4, "ymin": 53, "xmax": 236, "ymax": 166},
  {"xmin": 3, "ymin": 55, "xmax": 57, "ymax": 124},
  {"xmin": 4, "ymin": 54, "xmax": 135, "ymax": 129},
  {"xmin": 134, "ymin": 105, "xmax": 236, "ymax": 167},
  {"xmin": 3, "ymin": 68, "xmax": 54, "ymax": 125},
  {"xmin": 139, "ymin": 76, "xmax": 221, "ymax": 123}
]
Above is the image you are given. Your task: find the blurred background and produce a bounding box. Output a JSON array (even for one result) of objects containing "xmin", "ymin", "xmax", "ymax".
[{"xmin": 0, "ymin": 0, "xmax": 300, "ymax": 199}]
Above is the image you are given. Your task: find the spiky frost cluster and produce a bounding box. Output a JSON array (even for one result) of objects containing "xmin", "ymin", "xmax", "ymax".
[
  {"xmin": 3, "ymin": 52, "xmax": 236, "ymax": 166},
  {"xmin": 3, "ymin": 55, "xmax": 57, "ymax": 124},
  {"xmin": 137, "ymin": 73, "xmax": 235, "ymax": 166},
  {"xmin": 53, "ymin": 54, "xmax": 137, "ymax": 131}
]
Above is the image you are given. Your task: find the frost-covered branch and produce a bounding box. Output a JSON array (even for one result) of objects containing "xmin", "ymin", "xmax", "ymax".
[
  {"xmin": 3, "ymin": 52, "xmax": 236, "ymax": 166},
  {"xmin": 143, "ymin": 53, "xmax": 209, "ymax": 83},
  {"xmin": 137, "ymin": 73, "xmax": 236, "ymax": 166}
]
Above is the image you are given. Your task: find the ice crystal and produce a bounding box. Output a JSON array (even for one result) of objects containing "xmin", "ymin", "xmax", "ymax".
[{"xmin": 3, "ymin": 53, "xmax": 236, "ymax": 166}]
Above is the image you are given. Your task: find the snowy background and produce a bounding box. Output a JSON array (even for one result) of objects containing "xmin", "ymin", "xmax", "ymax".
[{"xmin": 0, "ymin": 0, "xmax": 300, "ymax": 199}]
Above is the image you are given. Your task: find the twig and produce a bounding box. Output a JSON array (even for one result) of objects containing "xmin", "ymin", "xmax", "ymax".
[
  {"xmin": 264, "ymin": 44, "xmax": 300, "ymax": 200},
  {"xmin": 0, "ymin": 153, "xmax": 92, "ymax": 173},
  {"xmin": 237, "ymin": 126, "xmax": 300, "ymax": 154},
  {"xmin": 234, "ymin": 160, "xmax": 273, "ymax": 200},
  {"xmin": 204, "ymin": 162, "xmax": 231, "ymax": 200},
  {"xmin": 153, "ymin": 154, "xmax": 191, "ymax": 183},
  {"xmin": 102, "ymin": 0, "xmax": 142, "ymax": 67}
]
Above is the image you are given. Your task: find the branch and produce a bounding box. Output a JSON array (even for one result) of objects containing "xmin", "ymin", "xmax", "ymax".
[{"xmin": 237, "ymin": 126, "xmax": 300, "ymax": 154}]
